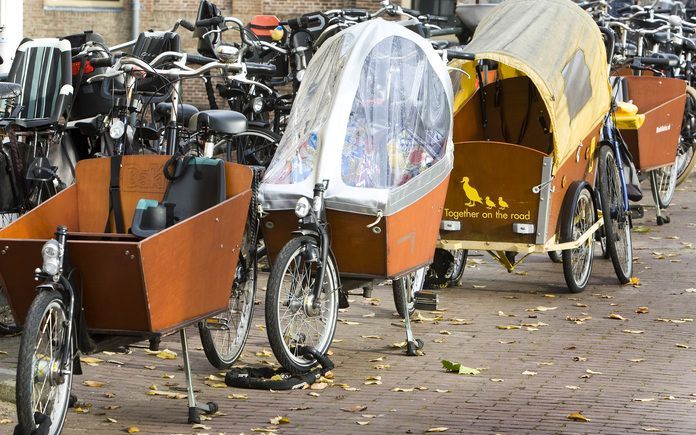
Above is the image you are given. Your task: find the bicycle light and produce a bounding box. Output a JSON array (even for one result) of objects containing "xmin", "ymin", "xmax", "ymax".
[
  {"xmin": 41, "ymin": 240, "xmax": 61, "ymax": 276},
  {"xmin": 109, "ymin": 118, "xmax": 126, "ymax": 140},
  {"xmin": 295, "ymin": 197, "xmax": 311, "ymax": 218},
  {"xmin": 252, "ymin": 97, "xmax": 265, "ymax": 114}
]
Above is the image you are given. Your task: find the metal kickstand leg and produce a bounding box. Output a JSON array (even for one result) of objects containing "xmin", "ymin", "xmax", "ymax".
[
  {"xmin": 181, "ymin": 329, "xmax": 218, "ymax": 424},
  {"xmin": 650, "ymin": 172, "xmax": 670, "ymax": 226},
  {"xmin": 401, "ymin": 289, "xmax": 423, "ymax": 357}
]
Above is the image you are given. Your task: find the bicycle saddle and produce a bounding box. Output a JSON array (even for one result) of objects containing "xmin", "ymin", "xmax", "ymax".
[
  {"xmin": 189, "ymin": 110, "xmax": 247, "ymax": 135},
  {"xmin": 0, "ymin": 82, "xmax": 21, "ymax": 99},
  {"xmin": 153, "ymin": 102, "xmax": 199, "ymax": 126},
  {"xmin": 683, "ymin": 38, "xmax": 696, "ymax": 53}
]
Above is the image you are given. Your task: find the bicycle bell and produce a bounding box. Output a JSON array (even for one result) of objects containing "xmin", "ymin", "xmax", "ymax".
[{"xmin": 215, "ymin": 45, "xmax": 239, "ymax": 63}]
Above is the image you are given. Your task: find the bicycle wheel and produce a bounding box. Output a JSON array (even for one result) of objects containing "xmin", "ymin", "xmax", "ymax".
[
  {"xmin": 561, "ymin": 183, "xmax": 595, "ymax": 293},
  {"xmin": 547, "ymin": 251, "xmax": 562, "ymax": 263},
  {"xmin": 16, "ymin": 290, "xmax": 73, "ymax": 435},
  {"xmin": 393, "ymin": 266, "xmax": 426, "ymax": 318},
  {"xmin": 230, "ymin": 127, "xmax": 281, "ymax": 167},
  {"xmin": 424, "ymin": 249, "xmax": 467, "ymax": 289},
  {"xmin": 649, "ymin": 156, "xmax": 678, "ymax": 209},
  {"xmin": 0, "ymin": 286, "xmax": 20, "ymax": 336},
  {"xmin": 676, "ymin": 86, "xmax": 696, "ymax": 186},
  {"xmin": 199, "ymin": 254, "xmax": 256, "ymax": 369},
  {"xmin": 265, "ymin": 236, "xmax": 339, "ymax": 374},
  {"xmin": 598, "ymin": 145, "xmax": 633, "ymax": 284}
]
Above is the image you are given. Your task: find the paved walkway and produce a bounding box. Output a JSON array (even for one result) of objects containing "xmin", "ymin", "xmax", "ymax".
[{"xmin": 1, "ymin": 178, "xmax": 696, "ymax": 434}]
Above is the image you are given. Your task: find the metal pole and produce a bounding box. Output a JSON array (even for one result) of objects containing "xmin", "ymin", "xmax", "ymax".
[{"xmin": 132, "ymin": 0, "xmax": 141, "ymax": 41}]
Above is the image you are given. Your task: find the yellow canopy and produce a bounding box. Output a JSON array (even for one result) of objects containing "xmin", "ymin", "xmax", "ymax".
[{"xmin": 453, "ymin": 0, "xmax": 611, "ymax": 171}]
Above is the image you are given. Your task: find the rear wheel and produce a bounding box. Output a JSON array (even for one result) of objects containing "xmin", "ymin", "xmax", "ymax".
[
  {"xmin": 547, "ymin": 251, "xmax": 562, "ymax": 263},
  {"xmin": 265, "ymin": 236, "xmax": 339, "ymax": 374},
  {"xmin": 649, "ymin": 157, "xmax": 678, "ymax": 209},
  {"xmin": 561, "ymin": 184, "xmax": 595, "ymax": 293},
  {"xmin": 16, "ymin": 290, "xmax": 73, "ymax": 435},
  {"xmin": 424, "ymin": 249, "xmax": 467, "ymax": 289},
  {"xmin": 393, "ymin": 267, "xmax": 426, "ymax": 318},
  {"xmin": 676, "ymin": 86, "xmax": 696, "ymax": 186},
  {"xmin": 227, "ymin": 127, "xmax": 281, "ymax": 167},
  {"xmin": 597, "ymin": 145, "xmax": 633, "ymax": 284}
]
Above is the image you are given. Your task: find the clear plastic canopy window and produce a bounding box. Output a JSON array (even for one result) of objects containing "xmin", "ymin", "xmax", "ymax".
[
  {"xmin": 341, "ymin": 36, "xmax": 448, "ymax": 188},
  {"xmin": 263, "ymin": 35, "xmax": 352, "ymax": 185}
]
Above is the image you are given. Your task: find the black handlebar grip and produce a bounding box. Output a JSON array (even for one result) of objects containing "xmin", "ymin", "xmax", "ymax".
[
  {"xmin": 90, "ymin": 56, "xmax": 114, "ymax": 68},
  {"xmin": 342, "ymin": 8, "xmax": 369, "ymax": 17},
  {"xmin": 179, "ymin": 20, "xmax": 196, "ymax": 31},
  {"xmin": 186, "ymin": 53, "xmax": 217, "ymax": 65},
  {"xmin": 244, "ymin": 62, "xmax": 277, "ymax": 77},
  {"xmin": 402, "ymin": 7, "xmax": 422, "ymax": 16},
  {"xmin": 447, "ymin": 50, "xmax": 475, "ymax": 61},
  {"xmin": 195, "ymin": 16, "xmax": 224, "ymax": 27},
  {"xmin": 636, "ymin": 56, "xmax": 678, "ymax": 67},
  {"xmin": 427, "ymin": 14, "xmax": 449, "ymax": 23}
]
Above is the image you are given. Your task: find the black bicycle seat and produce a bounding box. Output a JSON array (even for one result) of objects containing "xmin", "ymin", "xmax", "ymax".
[
  {"xmin": 0, "ymin": 82, "xmax": 21, "ymax": 99},
  {"xmin": 189, "ymin": 110, "xmax": 247, "ymax": 135}
]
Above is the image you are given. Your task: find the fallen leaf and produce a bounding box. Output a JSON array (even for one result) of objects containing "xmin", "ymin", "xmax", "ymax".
[
  {"xmin": 426, "ymin": 428, "xmax": 449, "ymax": 433},
  {"xmin": 633, "ymin": 397, "xmax": 655, "ymax": 402},
  {"xmin": 472, "ymin": 284, "xmax": 487, "ymax": 289},
  {"xmin": 374, "ymin": 364, "xmax": 390, "ymax": 370},
  {"xmin": 574, "ymin": 303, "xmax": 588, "ymax": 308},
  {"xmin": 369, "ymin": 357, "xmax": 385, "ymax": 362},
  {"xmin": 308, "ymin": 392, "xmax": 320, "ymax": 397},
  {"xmin": 144, "ymin": 365, "xmax": 156, "ymax": 370},
  {"xmin": 126, "ymin": 427, "xmax": 140, "ymax": 434},
  {"xmin": 269, "ymin": 416, "xmax": 290, "ymax": 425},
  {"xmin": 362, "ymin": 312, "xmax": 376, "ymax": 318},
  {"xmin": 543, "ymin": 294, "xmax": 557, "ymax": 298},
  {"xmin": 573, "ymin": 356, "xmax": 588, "ymax": 362},
  {"xmin": 227, "ymin": 394, "xmax": 248, "ymax": 400},
  {"xmin": 629, "ymin": 358, "xmax": 645, "ymax": 362},
  {"xmin": 498, "ymin": 340, "xmax": 516, "ymax": 344},
  {"xmin": 341, "ymin": 405, "xmax": 368, "ymax": 412},
  {"xmin": 629, "ymin": 277, "xmax": 641, "ymax": 287},
  {"xmin": 392, "ymin": 387, "xmax": 415, "ymax": 392},
  {"xmin": 361, "ymin": 335, "xmax": 382, "ymax": 339},
  {"xmin": 439, "ymin": 330, "xmax": 452, "ymax": 335},
  {"xmin": 441, "ymin": 360, "xmax": 480, "ymax": 375},
  {"xmin": 83, "ymin": 380, "xmax": 106, "ymax": 388},
  {"xmin": 496, "ymin": 325, "xmax": 522, "ymax": 330},
  {"xmin": 251, "ymin": 428, "xmax": 277, "ymax": 433},
  {"xmin": 527, "ymin": 306, "xmax": 558, "ymax": 312},
  {"xmin": 586, "ymin": 369, "xmax": 603, "ymax": 375},
  {"xmin": 80, "ymin": 356, "xmax": 104, "ymax": 366},
  {"xmin": 522, "ymin": 370, "xmax": 537, "ymax": 376},
  {"xmin": 155, "ymin": 349, "xmax": 177, "ymax": 360},
  {"xmin": 310, "ymin": 382, "xmax": 329, "ymax": 390},
  {"xmin": 389, "ymin": 342, "xmax": 407, "ymax": 349},
  {"xmin": 191, "ymin": 424, "xmax": 211, "ymax": 430},
  {"xmin": 489, "ymin": 378, "xmax": 504, "ymax": 382},
  {"xmin": 635, "ymin": 307, "xmax": 649, "ymax": 314},
  {"xmin": 634, "ymin": 225, "xmax": 651, "ymax": 233},
  {"xmin": 566, "ymin": 385, "xmax": 580, "ymax": 390},
  {"xmin": 162, "ymin": 374, "xmax": 175, "ymax": 379},
  {"xmin": 676, "ymin": 343, "xmax": 691, "ymax": 349},
  {"xmin": 105, "ymin": 417, "xmax": 118, "ymax": 423},
  {"xmin": 436, "ymin": 389, "xmax": 450, "ymax": 393},
  {"xmin": 255, "ymin": 349, "xmax": 273, "ymax": 358},
  {"xmin": 567, "ymin": 411, "xmax": 590, "ymax": 422},
  {"xmin": 623, "ymin": 329, "xmax": 644, "ymax": 334},
  {"xmin": 608, "ymin": 313, "xmax": 627, "ymax": 321},
  {"xmin": 357, "ymin": 421, "xmax": 370, "ymax": 425},
  {"xmin": 641, "ymin": 428, "xmax": 663, "ymax": 432}
]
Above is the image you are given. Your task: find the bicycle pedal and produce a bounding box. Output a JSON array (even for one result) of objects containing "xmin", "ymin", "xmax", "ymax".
[
  {"xmin": 414, "ymin": 290, "xmax": 439, "ymax": 311},
  {"xmin": 629, "ymin": 205, "xmax": 644, "ymax": 219}
]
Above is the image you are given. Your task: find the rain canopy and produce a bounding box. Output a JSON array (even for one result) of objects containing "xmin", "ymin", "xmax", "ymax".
[
  {"xmin": 260, "ymin": 19, "xmax": 454, "ymax": 215},
  {"xmin": 450, "ymin": 0, "xmax": 611, "ymax": 171}
]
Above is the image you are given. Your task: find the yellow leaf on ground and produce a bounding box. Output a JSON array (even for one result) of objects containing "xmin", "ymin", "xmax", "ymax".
[
  {"xmin": 341, "ymin": 405, "xmax": 368, "ymax": 412},
  {"xmin": 105, "ymin": 417, "xmax": 117, "ymax": 423},
  {"xmin": 255, "ymin": 349, "xmax": 272, "ymax": 358},
  {"xmin": 439, "ymin": 330, "xmax": 452, "ymax": 335},
  {"xmin": 83, "ymin": 380, "xmax": 106, "ymax": 388},
  {"xmin": 269, "ymin": 416, "xmax": 290, "ymax": 425},
  {"xmin": 489, "ymin": 378, "xmax": 504, "ymax": 382},
  {"xmin": 228, "ymin": 394, "xmax": 248, "ymax": 400},
  {"xmin": 608, "ymin": 313, "xmax": 627, "ymax": 320},
  {"xmin": 392, "ymin": 387, "xmax": 415, "ymax": 392},
  {"xmin": 623, "ymin": 329, "xmax": 644, "ymax": 334},
  {"xmin": 155, "ymin": 349, "xmax": 177, "ymax": 360},
  {"xmin": 361, "ymin": 335, "xmax": 383, "ymax": 339},
  {"xmin": 496, "ymin": 325, "xmax": 521, "ymax": 330},
  {"xmin": 80, "ymin": 356, "xmax": 104, "ymax": 366},
  {"xmin": 567, "ymin": 411, "xmax": 590, "ymax": 422},
  {"xmin": 389, "ymin": 342, "xmax": 407, "ymax": 349},
  {"xmin": 635, "ymin": 307, "xmax": 649, "ymax": 314},
  {"xmin": 522, "ymin": 370, "xmax": 537, "ymax": 376},
  {"xmin": 126, "ymin": 427, "xmax": 140, "ymax": 434},
  {"xmin": 310, "ymin": 382, "xmax": 328, "ymax": 390},
  {"xmin": 357, "ymin": 421, "xmax": 370, "ymax": 425},
  {"xmin": 633, "ymin": 398, "xmax": 656, "ymax": 402},
  {"xmin": 436, "ymin": 389, "xmax": 450, "ymax": 393},
  {"xmin": 565, "ymin": 385, "xmax": 580, "ymax": 390},
  {"xmin": 641, "ymin": 428, "xmax": 663, "ymax": 432},
  {"xmin": 676, "ymin": 343, "xmax": 691, "ymax": 349},
  {"xmin": 426, "ymin": 428, "xmax": 449, "ymax": 433}
]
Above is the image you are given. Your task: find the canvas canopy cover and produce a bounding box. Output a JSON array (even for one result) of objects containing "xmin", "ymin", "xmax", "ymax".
[
  {"xmin": 451, "ymin": 0, "xmax": 611, "ymax": 171},
  {"xmin": 260, "ymin": 19, "xmax": 454, "ymax": 216}
]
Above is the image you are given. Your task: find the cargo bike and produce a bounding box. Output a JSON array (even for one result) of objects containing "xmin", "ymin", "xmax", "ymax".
[
  {"xmin": 259, "ymin": 19, "xmax": 456, "ymax": 373},
  {"xmin": 434, "ymin": 0, "xmax": 633, "ymax": 292},
  {"xmin": 0, "ymin": 154, "xmax": 259, "ymax": 434}
]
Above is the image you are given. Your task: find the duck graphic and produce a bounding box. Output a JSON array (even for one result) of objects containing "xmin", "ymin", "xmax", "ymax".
[
  {"xmin": 461, "ymin": 177, "xmax": 483, "ymax": 207},
  {"xmin": 498, "ymin": 197, "xmax": 509, "ymax": 210},
  {"xmin": 485, "ymin": 196, "xmax": 496, "ymax": 209}
]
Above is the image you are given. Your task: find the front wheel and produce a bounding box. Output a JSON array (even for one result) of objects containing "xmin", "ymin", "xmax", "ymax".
[
  {"xmin": 561, "ymin": 183, "xmax": 595, "ymax": 293},
  {"xmin": 228, "ymin": 127, "xmax": 281, "ymax": 167},
  {"xmin": 265, "ymin": 236, "xmax": 339, "ymax": 375},
  {"xmin": 199, "ymin": 254, "xmax": 256, "ymax": 369},
  {"xmin": 393, "ymin": 267, "xmax": 426, "ymax": 318},
  {"xmin": 16, "ymin": 290, "xmax": 73, "ymax": 435},
  {"xmin": 597, "ymin": 145, "xmax": 633, "ymax": 284}
]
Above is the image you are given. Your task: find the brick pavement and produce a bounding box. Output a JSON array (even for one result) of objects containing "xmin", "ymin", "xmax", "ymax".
[{"xmin": 1, "ymin": 177, "xmax": 696, "ymax": 434}]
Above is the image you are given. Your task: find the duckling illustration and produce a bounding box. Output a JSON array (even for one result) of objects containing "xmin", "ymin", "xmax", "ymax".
[
  {"xmin": 485, "ymin": 196, "xmax": 496, "ymax": 209},
  {"xmin": 461, "ymin": 177, "xmax": 483, "ymax": 207},
  {"xmin": 498, "ymin": 197, "xmax": 509, "ymax": 210}
]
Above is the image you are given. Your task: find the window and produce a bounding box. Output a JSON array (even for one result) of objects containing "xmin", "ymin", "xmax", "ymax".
[{"xmin": 44, "ymin": 0, "xmax": 124, "ymax": 9}]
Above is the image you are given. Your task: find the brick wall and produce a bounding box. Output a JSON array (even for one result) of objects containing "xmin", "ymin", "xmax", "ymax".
[{"xmin": 21, "ymin": 0, "xmax": 392, "ymax": 109}]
